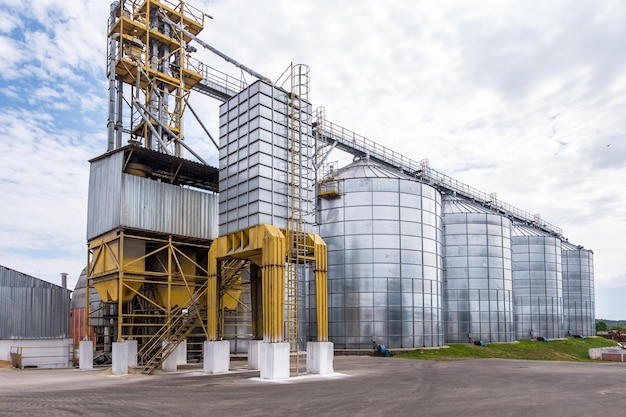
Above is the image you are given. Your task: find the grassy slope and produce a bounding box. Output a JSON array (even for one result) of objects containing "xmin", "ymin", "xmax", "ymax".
[{"xmin": 395, "ymin": 337, "xmax": 620, "ymax": 362}]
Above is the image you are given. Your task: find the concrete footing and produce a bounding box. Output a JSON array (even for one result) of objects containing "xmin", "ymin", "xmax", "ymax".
[
  {"xmin": 78, "ymin": 341, "xmax": 93, "ymax": 370},
  {"xmin": 126, "ymin": 340, "xmax": 138, "ymax": 368},
  {"xmin": 112, "ymin": 342, "xmax": 129, "ymax": 375},
  {"xmin": 259, "ymin": 342, "xmax": 289, "ymax": 380},
  {"xmin": 306, "ymin": 341, "xmax": 334, "ymax": 374},
  {"xmin": 247, "ymin": 340, "xmax": 263, "ymax": 370},
  {"xmin": 176, "ymin": 340, "xmax": 187, "ymax": 365},
  {"xmin": 203, "ymin": 340, "xmax": 230, "ymax": 374},
  {"xmin": 161, "ymin": 342, "xmax": 178, "ymax": 372}
]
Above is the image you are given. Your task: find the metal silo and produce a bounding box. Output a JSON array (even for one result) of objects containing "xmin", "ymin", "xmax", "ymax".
[
  {"xmin": 511, "ymin": 225, "xmax": 563, "ymax": 339},
  {"xmin": 562, "ymin": 242, "xmax": 595, "ymax": 337},
  {"xmin": 318, "ymin": 158, "xmax": 444, "ymax": 349},
  {"xmin": 442, "ymin": 197, "xmax": 514, "ymax": 343}
]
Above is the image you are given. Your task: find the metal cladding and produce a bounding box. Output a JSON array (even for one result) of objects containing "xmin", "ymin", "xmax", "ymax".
[
  {"xmin": 0, "ymin": 265, "xmax": 71, "ymax": 339},
  {"xmin": 87, "ymin": 147, "xmax": 219, "ymax": 241},
  {"xmin": 443, "ymin": 198, "xmax": 514, "ymax": 343},
  {"xmin": 562, "ymin": 242, "xmax": 595, "ymax": 336},
  {"xmin": 218, "ymin": 80, "xmax": 314, "ymax": 235},
  {"xmin": 511, "ymin": 225, "xmax": 564, "ymax": 339},
  {"xmin": 319, "ymin": 159, "xmax": 444, "ymax": 349}
]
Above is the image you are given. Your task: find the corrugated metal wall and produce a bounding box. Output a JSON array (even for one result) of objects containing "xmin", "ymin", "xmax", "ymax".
[
  {"xmin": 0, "ymin": 266, "xmax": 71, "ymax": 339},
  {"xmin": 87, "ymin": 152, "xmax": 219, "ymax": 240},
  {"xmin": 562, "ymin": 245, "xmax": 595, "ymax": 336},
  {"xmin": 86, "ymin": 152, "xmax": 123, "ymax": 239},
  {"xmin": 121, "ymin": 174, "xmax": 218, "ymax": 239}
]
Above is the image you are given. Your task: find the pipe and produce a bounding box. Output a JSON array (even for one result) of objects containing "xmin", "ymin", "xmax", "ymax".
[
  {"xmin": 157, "ymin": 10, "xmax": 271, "ymax": 84},
  {"xmin": 187, "ymin": 102, "xmax": 219, "ymax": 150}
]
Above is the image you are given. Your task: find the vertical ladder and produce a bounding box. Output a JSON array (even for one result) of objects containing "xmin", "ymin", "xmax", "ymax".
[{"xmin": 286, "ymin": 63, "xmax": 311, "ymax": 375}]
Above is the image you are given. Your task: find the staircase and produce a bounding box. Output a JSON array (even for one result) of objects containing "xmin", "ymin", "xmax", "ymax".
[
  {"xmin": 138, "ymin": 261, "xmax": 248, "ymax": 375},
  {"xmin": 138, "ymin": 283, "xmax": 209, "ymax": 375}
]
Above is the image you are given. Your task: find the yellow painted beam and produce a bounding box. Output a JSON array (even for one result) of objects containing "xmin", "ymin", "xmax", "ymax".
[
  {"xmin": 311, "ymin": 233, "xmax": 329, "ymax": 341},
  {"xmin": 207, "ymin": 224, "xmax": 329, "ymax": 343}
]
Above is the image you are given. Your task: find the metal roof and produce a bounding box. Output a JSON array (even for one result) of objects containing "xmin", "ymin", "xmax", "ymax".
[{"xmin": 89, "ymin": 144, "xmax": 219, "ymax": 192}]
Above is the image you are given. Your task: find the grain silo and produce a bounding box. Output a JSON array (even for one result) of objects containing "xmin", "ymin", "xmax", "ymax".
[
  {"xmin": 318, "ymin": 158, "xmax": 444, "ymax": 349},
  {"xmin": 511, "ymin": 225, "xmax": 563, "ymax": 339},
  {"xmin": 562, "ymin": 242, "xmax": 595, "ymax": 337},
  {"xmin": 442, "ymin": 196, "xmax": 514, "ymax": 343}
]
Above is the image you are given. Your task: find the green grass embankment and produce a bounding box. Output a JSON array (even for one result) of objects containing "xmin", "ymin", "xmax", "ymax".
[{"xmin": 395, "ymin": 337, "xmax": 620, "ymax": 362}]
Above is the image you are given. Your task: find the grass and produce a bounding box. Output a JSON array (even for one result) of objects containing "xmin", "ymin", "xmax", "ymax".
[{"xmin": 395, "ymin": 337, "xmax": 620, "ymax": 362}]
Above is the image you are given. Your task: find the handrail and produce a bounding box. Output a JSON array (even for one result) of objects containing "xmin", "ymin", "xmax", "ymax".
[{"xmin": 314, "ymin": 118, "xmax": 562, "ymax": 237}]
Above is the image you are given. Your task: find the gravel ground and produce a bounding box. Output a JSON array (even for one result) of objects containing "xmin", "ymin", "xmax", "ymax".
[{"xmin": 1, "ymin": 356, "xmax": 625, "ymax": 416}]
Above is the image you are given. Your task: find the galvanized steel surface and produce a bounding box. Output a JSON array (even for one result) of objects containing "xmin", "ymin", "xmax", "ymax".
[
  {"xmin": 87, "ymin": 151, "xmax": 218, "ymax": 240},
  {"xmin": 443, "ymin": 199, "xmax": 514, "ymax": 343},
  {"xmin": 562, "ymin": 244, "xmax": 595, "ymax": 336},
  {"xmin": 87, "ymin": 152, "xmax": 123, "ymax": 239},
  {"xmin": 511, "ymin": 227, "xmax": 564, "ymax": 339},
  {"xmin": 0, "ymin": 266, "xmax": 71, "ymax": 339},
  {"xmin": 218, "ymin": 80, "xmax": 314, "ymax": 235},
  {"xmin": 319, "ymin": 161, "xmax": 444, "ymax": 349}
]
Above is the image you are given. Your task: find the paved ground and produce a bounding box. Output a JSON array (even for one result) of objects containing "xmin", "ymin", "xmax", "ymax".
[{"xmin": 1, "ymin": 356, "xmax": 625, "ymax": 416}]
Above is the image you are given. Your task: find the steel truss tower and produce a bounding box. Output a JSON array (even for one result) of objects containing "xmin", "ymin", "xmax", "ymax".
[{"xmin": 106, "ymin": 0, "xmax": 205, "ymax": 158}]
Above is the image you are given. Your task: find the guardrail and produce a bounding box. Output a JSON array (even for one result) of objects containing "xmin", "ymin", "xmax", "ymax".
[{"xmin": 314, "ymin": 118, "xmax": 562, "ymax": 237}]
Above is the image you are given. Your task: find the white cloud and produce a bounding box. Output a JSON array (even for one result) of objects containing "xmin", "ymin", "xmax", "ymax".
[{"xmin": 1, "ymin": 0, "xmax": 625, "ymax": 318}]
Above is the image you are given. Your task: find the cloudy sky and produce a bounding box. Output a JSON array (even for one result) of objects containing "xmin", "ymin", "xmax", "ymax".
[{"xmin": 0, "ymin": 0, "xmax": 624, "ymax": 319}]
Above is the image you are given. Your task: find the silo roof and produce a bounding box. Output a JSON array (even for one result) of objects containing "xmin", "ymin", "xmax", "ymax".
[
  {"xmin": 443, "ymin": 196, "xmax": 494, "ymax": 214},
  {"xmin": 512, "ymin": 223, "xmax": 552, "ymax": 237},
  {"xmin": 331, "ymin": 158, "xmax": 414, "ymax": 180}
]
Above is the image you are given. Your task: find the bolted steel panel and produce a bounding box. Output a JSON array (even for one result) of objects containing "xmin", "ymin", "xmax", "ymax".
[
  {"xmin": 511, "ymin": 226, "xmax": 564, "ymax": 340},
  {"xmin": 561, "ymin": 244, "xmax": 595, "ymax": 336},
  {"xmin": 319, "ymin": 160, "xmax": 444, "ymax": 349}
]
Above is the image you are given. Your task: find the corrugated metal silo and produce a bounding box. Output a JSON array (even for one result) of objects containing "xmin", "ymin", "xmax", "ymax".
[
  {"xmin": 562, "ymin": 242, "xmax": 595, "ymax": 336},
  {"xmin": 511, "ymin": 225, "xmax": 564, "ymax": 339},
  {"xmin": 318, "ymin": 159, "xmax": 444, "ymax": 349},
  {"xmin": 442, "ymin": 197, "xmax": 514, "ymax": 343}
]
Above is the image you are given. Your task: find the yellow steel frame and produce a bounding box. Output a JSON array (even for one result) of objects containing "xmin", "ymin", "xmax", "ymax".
[
  {"xmin": 85, "ymin": 229, "xmax": 212, "ymax": 347},
  {"xmin": 207, "ymin": 224, "xmax": 328, "ymax": 343},
  {"xmin": 108, "ymin": 0, "xmax": 204, "ymax": 154}
]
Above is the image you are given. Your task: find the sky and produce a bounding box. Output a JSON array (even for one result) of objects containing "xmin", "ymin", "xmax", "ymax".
[{"xmin": 0, "ymin": 0, "xmax": 624, "ymax": 319}]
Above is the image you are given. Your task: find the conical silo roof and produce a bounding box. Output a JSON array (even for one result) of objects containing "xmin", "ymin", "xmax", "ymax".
[{"xmin": 331, "ymin": 157, "xmax": 414, "ymax": 180}]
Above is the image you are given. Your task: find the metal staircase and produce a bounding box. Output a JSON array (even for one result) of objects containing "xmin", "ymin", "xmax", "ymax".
[
  {"xmin": 138, "ymin": 278, "xmax": 210, "ymax": 375},
  {"xmin": 139, "ymin": 305, "xmax": 203, "ymax": 375}
]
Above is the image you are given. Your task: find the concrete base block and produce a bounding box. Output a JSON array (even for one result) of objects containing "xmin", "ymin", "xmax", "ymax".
[
  {"xmin": 176, "ymin": 340, "xmax": 187, "ymax": 365},
  {"xmin": 126, "ymin": 340, "xmax": 138, "ymax": 368},
  {"xmin": 306, "ymin": 341, "xmax": 334, "ymax": 375},
  {"xmin": 161, "ymin": 342, "xmax": 178, "ymax": 373},
  {"xmin": 203, "ymin": 340, "xmax": 230, "ymax": 374},
  {"xmin": 79, "ymin": 341, "xmax": 93, "ymax": 370},
  {"xmin": 112, "ymin": 342, "xmax": 129, "ymax": 375},
  {"xmin": 259, "ymin": 342, "xmax": 289, "ymax": 380},
  {"xmin": 247, "ymin": 340, "xmax": 263, "ymax": 370}
]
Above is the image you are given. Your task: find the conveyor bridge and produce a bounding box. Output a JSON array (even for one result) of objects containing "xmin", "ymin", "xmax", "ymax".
[{"xmin": 189, "ymin": 65, "xmax": 562, "ymax": 238}]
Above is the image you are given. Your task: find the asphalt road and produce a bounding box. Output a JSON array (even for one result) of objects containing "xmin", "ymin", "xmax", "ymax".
[{"xmin": 1, "ymin": 356, "xmax": 625, "ymax": 416}]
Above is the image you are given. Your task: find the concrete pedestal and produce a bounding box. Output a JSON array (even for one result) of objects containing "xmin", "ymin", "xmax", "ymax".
[
  {"xmin": 259, "ymin": 342, "xmax": 289, "ymax": 380},
  {"xmin": 247, "ymin": 340, "xmax": 263, "ymax": 370},
  {"xmin": 126, "ymin": 340, "xmax": 138, "ymax": 368},
  {"xmin": 161, "ymin": 342, "xmax": 178, "ymax": 373},
  {"xmin": 203, "ymin": 340, "xmax": 230, "ymax": 374},
  {"xmin": 112, "ymin": 341, "xmax": 129, "ymax": 375},
  {"xmin": 79, "ymin": 341, "xmax": 93, "ymax": 370},
  {"xmin": 176, "ymin": 340, "xmax": 187, "ymax": 365},
  {"xmin": 306, "ymin": 341, "xmax": 334, "ymax": 375}
]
